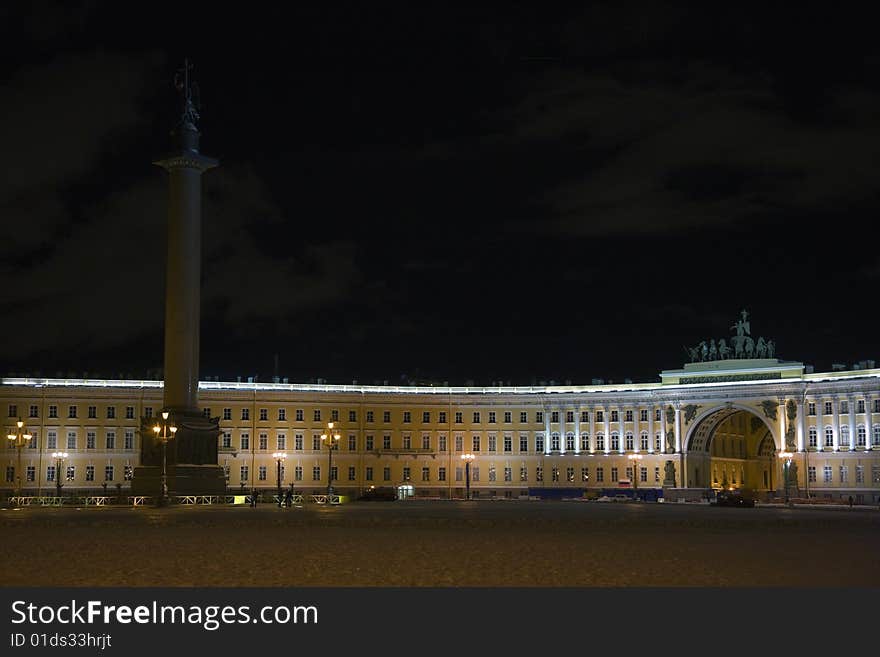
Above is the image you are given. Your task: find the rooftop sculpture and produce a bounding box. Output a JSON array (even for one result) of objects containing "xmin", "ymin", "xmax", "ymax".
[{"xmin": 686, "ymin": 310, "xmax": 775, "ymax": 363}]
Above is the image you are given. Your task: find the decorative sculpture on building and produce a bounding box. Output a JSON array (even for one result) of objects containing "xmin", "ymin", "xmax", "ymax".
[
  {"xmin": 663, "ymin": 460, "xmax": 676, "ymax": 487},
  {"xmin": 784, "ymin": 399, "xmax": 797, "ymax": 451},
  {"xmin": 760, "ymin": 400, "xmax": 778, "ymax": 421},
  {"xmin": 687, "ymin": 310, "xmax": 778, "ymax": 363},
  {"xmin": 683, "ymin": 404, "xmax": 701, "ymax": 424}
]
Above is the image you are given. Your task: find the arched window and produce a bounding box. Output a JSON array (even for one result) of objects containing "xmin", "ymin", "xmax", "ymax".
[
  {"xmin": 824, "ymin": 426, "xmax": 834, "ymax": 448},
  {"xmin": 808, "ymin": 427, "xmax": 817, "ymax": 448},
  {"xmin": 640, "ymin": 431, "xmax": 649, "ymax": 450},
  {"xmin": 857, "ymin": 425, "xmax": 866, "ymax": 446},
  {"xmin": 610, "ymin": 432, "xmax": 620, "ymax": 451},
  {"xmin": 565, "ymin": 432, "xmax": 575, "ymax": 451},
  {"xmin": 624, "ymin": 432, "xmax": 634, "ymax": 450},
  {"xmin": 551, "ymin": 432, "xmax": 560, "ymax": 451},
  {"xmin": 840, "ymin": 425, "xmax": 850, "ymax": 446},
  {"xmin": 596, "ymin": 433, "xmax": 605, "ymax": 451}
]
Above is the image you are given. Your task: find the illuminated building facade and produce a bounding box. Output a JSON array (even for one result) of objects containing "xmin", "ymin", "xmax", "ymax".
[{"xmin": 3, "ymin": 356, "xmax": 879, "ymax": 503}]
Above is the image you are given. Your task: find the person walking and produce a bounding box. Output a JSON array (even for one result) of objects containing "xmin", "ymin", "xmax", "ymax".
[{"xmin": 848, "ymin": 495, "xmax": 854, "ymax": 508}]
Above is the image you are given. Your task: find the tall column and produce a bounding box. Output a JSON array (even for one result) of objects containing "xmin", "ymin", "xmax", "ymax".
[
  {"xmin": 544, "ymin": 409, "xmax": 551, "ymax": 455},
  {"xmin": 618, "ymin": 407, "xmax": 625, "ymax": 454},
  {"xmin": 778, "ymin": 398, "xmax": 786, "ymax": 452},
  {"xmin": 674, "ymin": 404, "xmax": 682, "ymax": 453},
  {"xmin": 797, "ymin": 398, "xmax": 806, "ymax": 452},
  {"xmin": 847, "ymin": 396, "xmax": 856, "ymax": 451},
  {"xmin": 559, "ymin": 409, "xmax": 565, "ymax": 454},
  {"xmin": 831, "ymin": 398, "xmax": 840, "ymax": 451},
  {"xmin": 648, "ymin": 404, "xmax": 655, "ymax": 454},
  {"xmin": 574, "ymin": 409, "xmax": 580, "ymax": 455},
  {"xmin": 588, "ymin": 407, "xmax": 595, "ymax": 454},
  {"xmin": 816, "ymin": 396, "xmax": 825, "ymax": 451},
  {"xmin": 865, "ymin": 396, "xmax": 874, "ymax": 450},
  {"xmin": 603, "ymin": 407, "xmax": 610, "ymax": 454}
]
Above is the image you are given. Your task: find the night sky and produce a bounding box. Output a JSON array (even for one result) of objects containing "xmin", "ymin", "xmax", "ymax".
[{"xmin": 3, "ymin": 3, "xmax": 879, "ymax": 386}]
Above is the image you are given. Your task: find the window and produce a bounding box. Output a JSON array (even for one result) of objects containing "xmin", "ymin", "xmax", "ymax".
[
  {"xmin": 640, "ymin": 432, "xmax": 649, "ymax": 450},
  {"xmin": 581, "ymin": 467, "xmax": 590, "ymax": 482},
  {"xmin": 403, "ymin": 435, "xmax": 411, "ymax": 449},
  {"xmin": 488, "ymin": 435, "xmax": 496, "ymax": 452},
  {"xmin": 29, "ymin": 405, "xmax": 39, "ymax": 418},
  {"xmin": 240, "ymin": 433, "xmax": 250, "ymax": 450},
  {"xmin": 86, "ymin": 432, "xmax": 96, "ymax": 449},
  {"xmin": 222, "ymin": 432, "xmax": 232, "ymax": 448},
  {"xmin": 124, "ymin": 465, "xmax": 133, "ymax": 481},
  {"xmin": 331, "ymin": 409, "xmax": 339, "ymax": 421},
  {"xmin": 654, "ymin": 467, "xmax": 660, "ymax": 482},
  {"xmin": 403, "ymin": 411, "xmax": 411, "ymax": 423},
  {"xmin": 366, "ymin": 411, "xmax": 374, "ymax": 423},
  {"xmin": 535, "ymin": 434, "xmax": 544, "ymax": 452},
  {"xmin": 840, "ymin": 425, "xmax": 850, "ymax": 446},
  {"xmin": 104, "ymin": 466, "xmax": 114, "ymax": 482},
  {"xmin": 48, "ymin": 405, "xmax": 58, "ymax": 418},
  {"xmin": 8, "ymin": 404, "xmax": 17, "ymax": 417},
  {"xmin": 504, "ymin": 435, "xmax": 512, "ymax": 452},
  {"xmin": 383, "ymin": 411, "xmax": 391, "ymax": 423},
  {"xmin": 473, "ymin": 411, "xmax": 481, "ymax": 423},
  {"xmin": 596, "ymin": 411, "xmax": 604, "ymax": 422},
  {"xmin": 278, "ymin": 409, "xmax": 286, "ymax": 421},
  {"xmin": 875, "ymin": 399, "xmax": 880, "ymax": 413},
  {"xmin": 625, "ymin": 433, "xmax": 634, "ymax": 450},
  {"xmin": 566, "ymin": 467, "xmax": 575, "ymax": 482},
  {"xmin": 611, "ymin": 467, "xmax": 618, "ymax": 482},
  {"xmin": 611, "ymin": 433, "xmax": 620, "ymax": 451},
  {"xmin": 144, "ymin": 407, "xmax": 153, "ymax": 419},
  {"xmin": 5, "ymin": 466, "xmax": 13, "ymax": 482},
  {"xmin": 640, "ymin": 409, "xmax": 648, "ymax": 422},
  {"xmin": 824, "ymin": 401, "xmax": 832, "ymax": 416},
  {"xmin": 67, "ymin": 432, "xmax": 76, "ymax": 449},
  {"xmin": 439, "ymin": 435, "xmax": 447, "ymax": 451},
  {"xmin": 874, "ymin": 425, "xmax": 880, "ymax": 446},
  {"xmin": 566, "ymin": 411, "xmax": 574, "ymax": 423},
  {"xmin": 824, "ymin": 427, "xmax": 833, "ymax": 448},
  {"xmin": 551, "ymin": 411, "xmax": 559, "ymax": 423},
  {"xmin": 422, "ymin": 435, "xmax": 430, "ymax": 450},
  {"xmin": 808, "ymin": 466, "xmax": 816, "ymax": 482},
  {"xmin": 856, "ymin": 465, "xmax": 864, "ymax": 483},
  {"xmin": 809, "ymin": 427, "xmax": 817, "ymax": 448},
  {"xmin": 488, "ymin": 465, "xmax": 496, "ymax": 482},
  {"xmin": 296, "ymin": 409, "xmax": 304, "ymax": 422},
  {"xmin": 349, "ymin": 410, "xmax": 356, "ymax": 423},
  {"xmin": 471, "ymin": 467, "xmax": 479, "ymax": 482},
  {"xmin": 121, "ymin": 406, "xmax": 133, "ymax": 420},
  {"xmin": 66, "ymin": 465, "xmax": 75, "ymax": 481},
  {"xmin": 808, "ymin": 402, "xmax": 816, "ymax": 416},
  {"xmin": 422, "ymin": 411, "xmax": 430, "ymax": 423},
  {"xmin": 422, "ymin": 466, "xmax": 430, "ymax": 481},
  {"xmin": 260, "ymin": 433, "xmax": 269, "ymax": 450},
  {"xmin": 521, "ymin": 412, "xmax": 528, "ymax": 423},
  {"xmin": 240, "ymin": 465, "xmax": 249, "ymax": 482},
  {"xmin": 520, "ymin": 434, "xmax": 528, "ymax": 452},
  {"xmin": 276, "ymin": 434, "xmax": 286, "ymax": 450},
  {"xmin": 488, "ymin": 412, "xmax": 496, "ymax": 424},
  {"xmin": 455, "ymin": 412, "xmax": 463, "ymax": 424},
  {"xmin": 349, "ymin": 466, "xmax": 356, "ymax": 481},
  {"xmin": 383, "ymin": 467, "xmax": 391, "ymax": 481},
  {"xmin": 68, "ymin": 405, "xmax": 77, "ymax": 418},
  {"xmin": 221, "ymin": 408, "xmax": 231, "ymax": 420},
  {"xmin": 349, "ymin": 435, "xmax": 357, "ymax": 451},
  {"xmin": 314, "ymin": 410, "xmax": 322, "ymax": 422},
  {"xmin": 581, "ymin": 434, "xmax": 589, "ymax": 450},
  {"xmin": 330, "ymin": 466, "xmax": 338, "ymax": 481},
  {"xmin": 839, "ymin": 466, "xmax": 849, "ymax": 483},
  {"xmin": 365, "ymin": 435, "xmax": 374, "ymax": 450},
  {"xmin": 520, "ymin": 465, "xmax": 528, "ymax": 482},
  {"xmin": 258, "ymin": 466, "xmax": 267, "ymax": 481},
  {"xmin": 294, "ymin": 466, "xmax": 303, "ymax": 481},
  {"xmin": 823, "ymin": 466, "xmax": 832, "ymax": 483},
  {"xmin": 106, "ymin": 432, "xmax": 116, "ymax": 450},
  {"xmin": 365, "ymin": 467, "xmax": 373, "ymax": 481},
  {"xmin": 383, "ymin": 435, "xmax": 391, "ymax": 449},
  {"xmin": 536, "ymin": 411, "xmax": 543, "ymax": 423},
  {"xmin": 294, "ymin": 434, "xmax": 303, "ymax": 450},
  {"xmin": 581, "ymin": 411, "xmax": 589, "ymax": 422},
  {"xmin": 439, "ymin": 467, "xmax": 446, "ymax": 481},
  {"xmin": 242, "ymin": 408, "xmax": 250, "ymax": 421},
  {"xmin": 472, "ymin": 435, "xmax": 481, "ymax": 451},
  {"xmin": 640, "ymin": 467, "xmax": 648, "ymax": 482},
  {"xmin": 312, "ymin": 466, "xmax": 321, "ymax": 481},
  {"xmin": 596, "ymin": 467, "xmax": 604, "ymax": 482},
  {"xmin": 857, "ymin": 400, "xmax": 865, "ymax": 414},
  {"xmin": 504, "ymin": 467, "xmax": 512, "ymax": 482},
  {"xmin": 611, "ymin": 410, "xmax": 619, "ymax": 422},
  {"xmin": 439, "ymin": 412, "xmax": 447, "ymax": 423},
  {"xmin": 625, "ymin": 410, "xmax": 633, "ymax": 422},
  {"xmin": 655, "ymin": 409, "xmax": 662, "ymax": 422},
  {"xmin": 504, "ymin": 411, "xmax": 512, "ymax": 423},
  {"xmin": 26, "ymin": 466, "xmax": 35, "ymax": 482},
  {"xmin": 456, "ymin": 467, "xmax": 463, "ymax": 482},
  {"xmin": 455, "ymin": 435, "xmax": 463, "ymax": 451},
  {"xmin": 47, "ymin": 466, "xmax": 56, "ymax": 482},
  {"xmin": 840, "ymin": 401, "xmax": 849, "ymax": 414}
]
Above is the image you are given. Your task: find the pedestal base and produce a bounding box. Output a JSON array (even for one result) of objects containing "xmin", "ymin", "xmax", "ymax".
[{"xmin": 131, "ymin": 465, "xmax": 227, "ymax": 496}]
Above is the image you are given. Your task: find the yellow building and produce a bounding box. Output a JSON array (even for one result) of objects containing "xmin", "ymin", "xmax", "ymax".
[{"xmin": 3, "ymin": 355, "xmax": 879, "ymax": 504}]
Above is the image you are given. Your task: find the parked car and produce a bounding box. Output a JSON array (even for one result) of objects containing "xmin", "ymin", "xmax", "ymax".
[
  {"xmin": 715, "ymin": 489, "xmax": 756, "ymax": 508},
  {"xmin": 358, "ymin": 487, "xmax": 397, "ymax": 501}
]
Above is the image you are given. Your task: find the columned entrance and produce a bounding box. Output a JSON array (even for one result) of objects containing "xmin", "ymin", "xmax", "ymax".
[{"xmin": 685, "ymin": 405, "xmax": 779, "ymax": 492}]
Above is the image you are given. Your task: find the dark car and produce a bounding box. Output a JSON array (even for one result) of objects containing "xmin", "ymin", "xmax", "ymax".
[
  {"xmin": 715, "ymin": 489, "xmax": 756, "ymax": 508},
  {"xmin": 358, "ymin": 487, "xmax": 397, "ymax": 501}
]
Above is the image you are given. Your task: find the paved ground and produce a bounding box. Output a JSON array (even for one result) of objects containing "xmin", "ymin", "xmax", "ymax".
[{"xmin": 2, "ymin": 501, "xmax": 877, "ymax": 587}]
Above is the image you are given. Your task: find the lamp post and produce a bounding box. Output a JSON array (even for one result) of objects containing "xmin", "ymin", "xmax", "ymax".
[
  {"xmin": 320, "ymin": 422, "xmax": 340, "ymax": 497},
  {"xmin": 460, "ymin": 453, "xmax": 475, "ymax": 500},
  {"xmin": 7, "ymin": 418, "xmax": 32, "ymax": 499},
  {"xmin": 272, "ymin": 452, "xmax": 286, "ymax": 506},
  {"xmin": 628, "ymin": 453, "xmax": 643, "ymax": 499},
  {"xmin": 51, "ymin": 451, "xmax": 68, "ymax": 498},
  {"xmin": 152, "ymin": 411, "xmax": 177, "ymax": 507},
  {"xmin": 779, "ymin": 451, "xmax": 793, "ymax": 504}
]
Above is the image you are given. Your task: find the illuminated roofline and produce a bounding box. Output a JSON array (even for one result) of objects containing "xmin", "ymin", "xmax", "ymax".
[{"xmin": 2, "ymin": 368, "xmax": 879, "ymax": 395}]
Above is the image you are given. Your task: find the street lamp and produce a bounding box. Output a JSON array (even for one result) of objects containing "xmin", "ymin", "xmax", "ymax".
[
  {"xmin": 320, "ymin": 422, "xmax": 340, "ymax": 497},
  {"xmin": 628, "ymin": 453, "xmax": 643, "ymax": 498},
  {"xmin": 152, "ymin": 411, "xmax": 177, "ymax": 507},
  {"xmin": 460, "ymin": 453, "xmax": 475, "ymax": 500},
  {"xmin": 272, "ymin": 452, "xmax": 286, "ymax": 506},
  {"xmin": 7, "ymin": 418, "xmax": 32, "ymax": 499},
  {"xmin": 51, "ymin": 451, "xmax": 68, "ymax": 498},
  {"xmin": 779, "ymin": 451, "xmax": 793, "ymax": 504}
]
